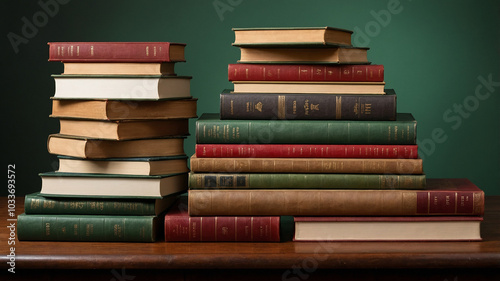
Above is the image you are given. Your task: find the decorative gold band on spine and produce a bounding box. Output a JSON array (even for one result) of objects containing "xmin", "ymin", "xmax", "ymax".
[
  {"xmin": 278, "ymin": 95, "xmax": 286, "ymax": 119},
  {"xmin": 336, "ymin": 96, "xmax": 342, "ymax": 119}
]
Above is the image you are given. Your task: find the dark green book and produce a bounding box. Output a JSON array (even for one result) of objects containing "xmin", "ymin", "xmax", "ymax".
[
  {"xmin": 188, "ymin": 173, "xmax": 426, "ymax": 190},
  {"xmin": 24, "ymin": 192, "xmax": 178, "ymax": 216},
  {"xmin": 17, "ymin": 213, "xmax": 158, "ymax": 242},
  {"xmin": 195, "ymin": 113, "xmax": 417, "ymax": 144}
]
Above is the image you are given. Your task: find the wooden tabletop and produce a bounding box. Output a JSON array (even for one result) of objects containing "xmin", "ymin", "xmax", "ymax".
[{"xmin": 1, "ymin": 196, "xmax": 500, "ymax": 270}]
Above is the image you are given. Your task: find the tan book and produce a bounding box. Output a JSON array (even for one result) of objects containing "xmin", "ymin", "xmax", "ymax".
[
  {"xmin": 238, "ymin": 47, "xmax": 369, "ymax": 64},
  {"xmin": 232, "ymin": 81, "xmax": 385, "ymax": 94},
  {"xmin": 47, "ymin": 134, "xmax": 185, "ymax": 159},
  {"xmin": 189, "ymin": 155, "xmax": 423, "ymax": 174},
  {"xmin": 50, "ymin": 98, "xmax": 197, "ymax": 120},
  {"xmin": 232, "ymin": 27, "xmax": 353, "ymax": 46},
  {"xmin": 62, "ymin": 62, "xmax": 176, "ymax": 75},
  {"xmin": 58, "ymin": 119, "xmax": 189, "ymax": 140}
]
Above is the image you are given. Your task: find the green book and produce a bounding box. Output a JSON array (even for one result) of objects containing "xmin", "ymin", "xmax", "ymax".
[
  {"xmin": 188, "ymin": 173, "xmax": 426, "ymax": 190},
  {"xmin": 24, "ymin": 192, "xmax": 179, "ymax": 216},
  {"xmin": 195, "ymin": 113, "xmax": 417, "ymax": 144},
  {"xmin": 17, "ymin": 213, "xmax": 158, "ymax": 242}
]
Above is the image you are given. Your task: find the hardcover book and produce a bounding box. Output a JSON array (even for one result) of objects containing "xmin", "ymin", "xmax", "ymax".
[
  {"xmin": 232, "ymin": 81, "xmax": 385, "ymax": 94},
  {"xmin": 48, "ymin": 42, "xmax": 186, "ymax": 62},
  {"xmin": 52, "ymin": 75, "xmax": 191, "ymax": 100},
  {"xmin": 232, "ymin": 27, "xmax": 353, "ymax": 46},
  {"xmin": 195, "ymin": 113, "xmax": 417, "ymax": 145},
  {"xmin": 62, "ymin": 62, "xmax": 176, "ymax": 75},
  {"xmin": 220, "ymin": 89, "xmax": 396, "ymax": 120},
  {"xmin": 164, "ymin": 196, "xmax": 280, "ymax": 242},
  {"xmin": 188, "ymin": 178, "xmax": 484, "ymax": 216}
]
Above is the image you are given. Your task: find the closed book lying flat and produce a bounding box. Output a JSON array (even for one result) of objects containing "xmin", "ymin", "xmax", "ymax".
[
  {"xmin": 24, "ymin": 192, "xmax": 178, "ymax": 216},
  {"xmin": 62, "ymin": 62, "xmax": 176, "ymax": 75},
  {"xmin": 188, "ymin": 178, "xmax": 484, "ymax": 216},
  {"xmin": 164, "ymin": 196, "xmax": 280, "ymax": 242},
  {"xmin": 51, "ymin": 98, "xmax": 198, "ymax": 120},
  {"xmin": 53, "ymin": 75, "xmax": 191, "ymax": 100},
  {"xmin": 232, "ymin": 27, "xmax": 353, "ymax": 46},
  {"xmin": 18, "ymin": 213, "xmax": 159, "ymax": 242},
  {"xmin": 47, "ymin": 134, "xmax": 185, "ymax": 159},
  {"xmin": 232, "ymin": 81, "xmax": 385, "ymax": 94},
  {"xmin": 188, "ymin": 173, "xmax": 426, "ymax": 190},
  {"xmin": 293, "ymin": 216, "xmax": 483, "ymax": 242},
  {"xmin": 238, "ymin": 47, "xmax": 369, "ymax": 64},
  {"xmin": 40, "ymin": 171, "xmax": 188, "ymax": 198},
  {"xmin": 189, "ymin": 155, "xmax": 423, "ymax": 175},
  {"xmin": 57, "ymin": 155, "xmax": 189, "ymax": 176}
]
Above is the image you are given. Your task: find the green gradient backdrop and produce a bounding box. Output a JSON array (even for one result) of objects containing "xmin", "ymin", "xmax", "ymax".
[{"xmin": 2, "ymin": 0, "xmax": 499, "ymax": 196}]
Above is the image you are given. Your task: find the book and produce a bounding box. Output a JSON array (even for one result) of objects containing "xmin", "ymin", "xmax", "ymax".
[
  {"xmin": 232, "ymin": 81, "xmax": 385, "ymax": 94},
  {"xmin": 57, "ymin": 155, "xmax": 189, "ymax": 175},
  {"xmin": 50, "ymin": 98, "xmax": 198, "ymax": 120},
  {"xmin": 188, "ymin": 173, "xmax": 426, "ymax": 190},
  {"xmin": 47, "ymin": 134, "xmax": 185, "ymax": 159},
  {"xmin": 39, "ymin": 171, "xmax": 188, "ymax": 198},
  {"xmin": 232, "ymin": 27, "xmax": 353, "ymax": 46},
  {"xmin": 48, "ymin": 42, "xmax": 186, "ymax": 62},
  {"xmin": 195, "ymin": 113, "xmax": 417, "ymax": 145},
  {"xmin": 53, "ymin": 75, "xmax": 191, "ymax": 100},
  {"xmin": 228, "ymin": 64, "xmax": 384, "ymax": 82},
  {"xmin": 237, "ymin": 46, "xmax": 369, "ymax": 64},
  {"xmin": 62, "ymin": 62, "xmax": 176, "ymax": 75},
  {"xmin": 293, "ymin": 216, "xmax": 483, "ymax": 242},
  {"xmin": 188, "ymin": 178, "xmax": 485, "ymax": 216},
  {"xmin": 17, "ymin": 213, "xmax": 159, "ymax": 242},
  {"xmin": 164, "ymin": 196, "xmax": 280, "ymax": 242},
  {"xmin": 220, "ymin": 89, "xmax": 396, "ymax": 120},
  {"xmin": 24, "ymin": 192, "xmax": 178, "ymax": 216},
  {"xmin": 189, "ymin": 155, "xmax": 423, "ymax": 175},
  {"xmin": 195, "ymin": 143, "xmax": 418, "ymax": 159},
  {"xmin": 58, "ymin": 119, "xmax": 189, "ymax": 140}
]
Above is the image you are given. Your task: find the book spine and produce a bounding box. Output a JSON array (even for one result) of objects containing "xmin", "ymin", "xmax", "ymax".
[
  {"xmin": 188, "ymin": 173, "xmax": 426, "ymax": 190},
  {"xmin": 164, "ymin": 215, "xmax": 280, "ymax": 242},
  {"xmin": 189, "ymin": 157, "xmax": 423, "ymax": 174},
  {"xmin": 187, "ymin": 189, "xmax": 485, "ymax": 216},
  {"xmin": 24, "ymin": 194, "xmax": 156, "ymax": 215},
  {"xmin": 195, "ymin": 117, "xmax": 416, "ymax": 145},
  {"xmin": 195, "ymin": 144, "xmax": 418, "ymax": 158},
  {"xmin": 17, "ymin": 214, "xmax": 156, "ymax": 242},
  {"xmin": 48, "ymin": 42, "xmax": 183, "ymax": 62},
  {"xmin": 228, "ymin": 64, "xmax": 384, "ymax": 82},
  {"xmin": 220, "ymin": 92, "xmax": 395, "ymax": 120}
]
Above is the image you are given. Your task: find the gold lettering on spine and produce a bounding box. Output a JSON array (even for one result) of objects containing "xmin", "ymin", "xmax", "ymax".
[
  {"xmin": 70, "ymin": 45, "xmax": 74, "ymax": 56},
  {"xmin": 154, "ymin": 46, "xmax": 157, "ymax": 56},
  {"xmin": 90, "ymin": 46, "xmax": 94, "ymax": 56},
  {"xmin": 77, "ymin": 46, "xmax": 80, "ymax": 56},
  {"xmin": 336, "ymin": 96, "xmax": 342, "ymax": 119},
  {"xmin": 57, "ymin": 46, "xmax": 61, "ymax": 56},
  {"xmin": 278, "ymin": 95, "xmax": 286, "ymax": 119},
  {"xmin": 199, "ymin": 217, "xmax": 203, "ymax": 241},
  {"xmin": 234, "ymin": 217, "xmax": 238, "ymax": 241},
  {"xmin": 146, "ymin": 46, "xmax": 149, "ymax": 56}
]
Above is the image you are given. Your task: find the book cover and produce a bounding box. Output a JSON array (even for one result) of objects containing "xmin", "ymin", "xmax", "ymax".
[
  {"xmin": 232, "ymin": 27, "xmax": 353, "ymax": 46},
  {"xmin": 164, "ymin": 196, "xmax": 280, "ymax": 242},
  {"xmin": 48, "ymin": 42, "xmax": 186, "ymax": 62},
  {"xmin": 17, "ymin": 213, "xmax": 159, "ymax": 242},
  {"xmin": 195, "ymin": 113, "xmax": 417, "ymax": 145},
  {"xmin": 188, "ymin": 173, "xmax": 426, "ymax": 190},
  {"xmin": 62, "ymin": 62, "xmax": 176, "ymax": 75},
  {"xmin": 188, "ymin": 178, "xmax": 484, "ymax": 216},
  {"xmin": 220, "ymin": 89, "xmax": 396, "ymax": 120}
]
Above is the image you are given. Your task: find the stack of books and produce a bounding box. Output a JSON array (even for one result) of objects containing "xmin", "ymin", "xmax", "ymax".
[
  {"xmin": 187, "ymin": 27, "xmax": 485, "ymax": 242},
  {"xmin": 17, "ymin": 42, "xmax": 198, "ymax": 242}
]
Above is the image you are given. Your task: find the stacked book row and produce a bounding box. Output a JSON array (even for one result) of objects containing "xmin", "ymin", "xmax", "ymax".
[{"xmin": 17, "ymin": 42, "xmax": 198, "ymax": 242}]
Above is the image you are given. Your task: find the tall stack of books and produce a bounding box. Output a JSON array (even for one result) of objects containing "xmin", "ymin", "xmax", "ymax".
[
  {"xmin": 17, "ymin": 42, "xmax": 198, "ymax": 242},
  {"xmin": 187, "ymin": 27, "xmax": 485, "ymax": 242}
]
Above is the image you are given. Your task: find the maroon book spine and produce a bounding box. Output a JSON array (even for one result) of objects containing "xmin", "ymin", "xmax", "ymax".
[
  {"xmin": 164, "ymin": 199, "xmax": 280, "ymax": 242},
  {"xmin": 48, "ymin": 42, "xmax": 185, "ymax": 62},
  {"xmin": 228, "ymin": 64, "xmax": 384, "ymax": 82},
  {"xmin": 195, "ymin": 144, "xmax": 419, "ymax": 159}
]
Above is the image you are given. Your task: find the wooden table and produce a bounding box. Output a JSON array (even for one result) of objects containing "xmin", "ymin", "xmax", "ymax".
[{"xmin": 1, "ymin": 196, "xmax": 499, "ymax": 280}]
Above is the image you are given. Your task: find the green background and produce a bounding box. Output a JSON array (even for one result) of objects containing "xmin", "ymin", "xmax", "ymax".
[{"xmin": 2, "ymin": 0, "xmax": 499, "ymax": 196}]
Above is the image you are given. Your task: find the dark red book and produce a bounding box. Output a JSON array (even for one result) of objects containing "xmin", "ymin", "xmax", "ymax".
[
  {"xmin": 48, "ymin": 42, "xmax": 186, "ymax": 62},
  {"xmin": 195, "ymin": 144, "xmax": 419, "ymax": 159},
  {"xmin": 164, "ymin": 196, "xmax": 280, "ymax": 242},
  {"xmin": 228, "ymin": 64, "xmax": 384, "ymax": 82}
]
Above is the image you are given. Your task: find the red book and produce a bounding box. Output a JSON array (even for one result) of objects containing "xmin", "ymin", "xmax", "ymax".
[
  {"xmin": 48, "ymin": 42, "xmax": 186, "ymax": 62},
  {"xmin": 228, "ymin": 64, "xmax": 384, "ymax": 82},
  {"xmin": 195, "ymin": 144, "xmax": 418, "ymax": 159},
  {"xmin": 164, "ymin": 196, "xmax": 280, "ymax": 242}
]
